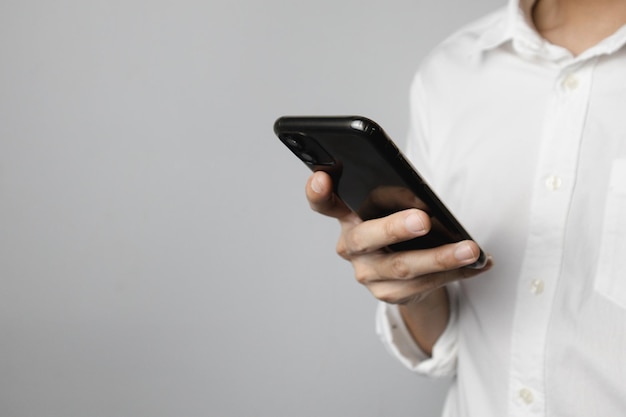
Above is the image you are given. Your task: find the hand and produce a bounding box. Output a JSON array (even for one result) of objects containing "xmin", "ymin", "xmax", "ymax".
[
  {"xmin": 306, "ymin": 171, "xmax": 490, "ymax": 305},
  {"xmin": 306, "ymin": 171, "xmax": 492, "ymax": 353}
]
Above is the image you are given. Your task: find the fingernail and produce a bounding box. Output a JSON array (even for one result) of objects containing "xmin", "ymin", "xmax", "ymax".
[
  {"xmin": 405, "ymin": 212, "xmax": 426, "ymax": 234},
  {"xmin": 454, "ymin": 242, "xmax": 476, "ymax": 263},
  {"xmin": 311, "ymin": 176, "xmax": 322, "ymax": 193}
]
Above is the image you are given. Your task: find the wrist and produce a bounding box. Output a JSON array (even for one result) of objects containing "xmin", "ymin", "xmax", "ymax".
[{"xmin": 398, "ymin": 287, "xmax": 450, "ymax": 355}]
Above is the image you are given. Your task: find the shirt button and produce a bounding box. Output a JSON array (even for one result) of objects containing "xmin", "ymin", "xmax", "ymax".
[
  {"xmin": 519, "ymin": 388, "xmax": 534, "ymax": 405},
  {"xmin": 562, "ymin": 73, "xmax": 580, "ymax": 91},
  {"xmin": 545, "ymin": 175, "xmax": 562, "ymax": 191},
  {"xmin": 530, "ymin": 279, "xmax": 545, "ymax": 295}
]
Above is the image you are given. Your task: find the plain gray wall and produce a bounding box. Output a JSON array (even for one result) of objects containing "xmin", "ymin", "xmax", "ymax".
[{"xmin": 0, "ymin": 0, "xmax": 502, "ymax": 416}]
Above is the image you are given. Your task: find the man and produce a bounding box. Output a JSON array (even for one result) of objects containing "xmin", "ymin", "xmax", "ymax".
[{"xmin": 305, "ymin": 0, "xmax": 626, "ymax": 415}]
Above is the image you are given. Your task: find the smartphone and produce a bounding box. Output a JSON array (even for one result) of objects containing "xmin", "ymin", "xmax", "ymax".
[{"xmin": 273, "ymin": 115, "xmax": 487, "ymax": 269}]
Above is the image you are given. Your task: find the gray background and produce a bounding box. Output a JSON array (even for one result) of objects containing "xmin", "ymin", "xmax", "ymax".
[{"xmin": 0, "ymin": 0, "xmax": 502, "ymax": 416}]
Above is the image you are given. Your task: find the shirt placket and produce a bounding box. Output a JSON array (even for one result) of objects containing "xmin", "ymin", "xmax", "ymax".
[{"xmin": 507, "ymin": 58, "xmax": 595, "ymax": 417}]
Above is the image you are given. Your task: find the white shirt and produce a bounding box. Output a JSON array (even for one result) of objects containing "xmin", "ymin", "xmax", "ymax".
[{"xmin": 376, "ymin": 1, "xmax": 626, "ymax": 416}]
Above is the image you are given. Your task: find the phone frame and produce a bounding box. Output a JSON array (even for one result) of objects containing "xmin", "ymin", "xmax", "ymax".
[{"xmin": 274, "ymin": 115, "xmax": 487, "ymax": 269}]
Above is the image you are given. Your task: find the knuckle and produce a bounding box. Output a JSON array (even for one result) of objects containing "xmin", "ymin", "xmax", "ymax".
[
  {"xmin": 434, "ymin": 248, "xmax": 454, "ymax": 270},
  {"xmin": 371, "ymin": 286, "xmax": 398, "ymax": 304},
  {"xmin": 336, "ymin": 238, "xmax": 349, "ymax": 259},
  {"xmin": 353, "ymin": 264, "xmax": 374, "ymax": 285},
  {"xmin": 345, "ymin": 228, "xmax": 370, "ymax": 254},
  {"xmin": 376, "ymin": 292, "xmax": 399, "ymax": 304},
  {"xmin": 383, "ymin": 217, "xmax": 402, "ymax": 242},
  {"xmin": 372, "ymin": 284, "xmax": 410, "ymax": 305},
  {"xmin": 389, "ymin": 253, "xmax": 412, "ymax": 279}
]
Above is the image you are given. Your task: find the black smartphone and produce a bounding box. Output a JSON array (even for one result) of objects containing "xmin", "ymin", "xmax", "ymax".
[{"xmin": 273, "ymin": 115, "xmax": 487, "ymax": 269}]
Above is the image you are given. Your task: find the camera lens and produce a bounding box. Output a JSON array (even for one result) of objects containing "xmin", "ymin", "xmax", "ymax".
[
  {"xmin": 283, "ymin": 135, "xmax": 303, "ymax": 151},
  {"xmin": 300, "ymin": 152, "xmax": 316, "ymax": 164}
]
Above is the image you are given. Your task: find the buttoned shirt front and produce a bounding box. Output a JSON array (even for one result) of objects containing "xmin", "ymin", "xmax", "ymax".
[{"xmin": 376, "ymin": 1, "xmax": 626, "ymax": 416}]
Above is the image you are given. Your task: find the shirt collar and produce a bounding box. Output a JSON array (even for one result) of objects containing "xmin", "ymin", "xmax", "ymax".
[
  {"xmin": 477, "ymin": 0, "xmax": 626, "ymax": 59},
  {"xmin": 477, "ymin": 0, "xmax": 538, "ymax": 51}
]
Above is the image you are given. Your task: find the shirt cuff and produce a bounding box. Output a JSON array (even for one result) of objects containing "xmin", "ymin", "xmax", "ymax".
[{"xmin": 375, "ymin": 283, "xmax": 460, "ymax": 378}]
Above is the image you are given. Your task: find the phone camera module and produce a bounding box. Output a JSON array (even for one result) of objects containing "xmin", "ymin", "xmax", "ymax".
[
  {"xmin": 283, "ymin": 135, "xmax": 303, "ymax": 151},
  {"xmin": 299, "ymin": 152, "xmax": 317, "ymax": 164},
  {"xmin": 280, "ymin": 133, "xmax": 335, "ymax": 166}
]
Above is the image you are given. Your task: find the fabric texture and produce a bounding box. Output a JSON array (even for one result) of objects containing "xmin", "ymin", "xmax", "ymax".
[{"xmin": 376, "ymin": 1, "xmax": 626, "ymax": 415}]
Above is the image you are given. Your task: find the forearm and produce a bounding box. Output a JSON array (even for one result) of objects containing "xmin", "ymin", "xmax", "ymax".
[{"xmin": 399, "ymin": 286, "xmax": 450, "ymax": 356}]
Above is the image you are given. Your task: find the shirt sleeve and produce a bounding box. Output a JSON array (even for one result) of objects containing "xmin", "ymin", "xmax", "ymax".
[{"xmin": 375, "ymin": 283, "xmax": 460, "ymax": 377}]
